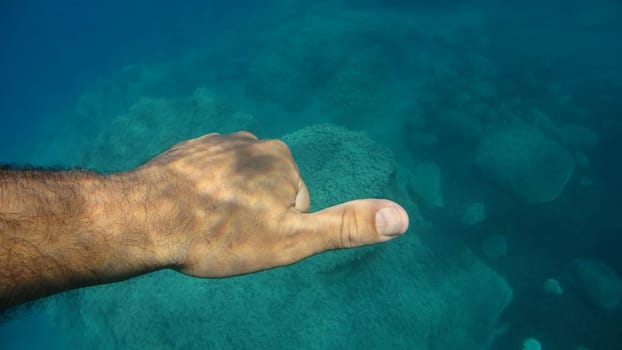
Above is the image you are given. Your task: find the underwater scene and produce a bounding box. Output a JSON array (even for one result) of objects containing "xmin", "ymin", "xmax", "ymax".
[{"xmin": 1, "ymin": 0, "xmax": 621, "ymax": 349}]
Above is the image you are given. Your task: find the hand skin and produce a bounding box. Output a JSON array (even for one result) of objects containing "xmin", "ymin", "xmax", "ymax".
[{"xmin": 0, "ymin": 131, "xmax": 408, "ymax": 312}]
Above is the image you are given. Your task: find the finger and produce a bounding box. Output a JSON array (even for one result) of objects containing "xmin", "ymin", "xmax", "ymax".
[
  {"xmin": 289, "ymin": 199, "xmax": 409, "ymax": 257},
  {"xmin": 294, "ymin": 177, "xmax": 310, "ymax": 212}
]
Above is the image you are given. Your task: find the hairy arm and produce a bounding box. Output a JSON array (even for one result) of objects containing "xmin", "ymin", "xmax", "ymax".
[{"xmin": 0, "ymin": 169, "xmax": 160, "ymax": 311}]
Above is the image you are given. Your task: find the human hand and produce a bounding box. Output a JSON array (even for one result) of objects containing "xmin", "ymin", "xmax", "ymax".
[{"xmin": 125, "ymin": 131, "xmax": 409, "ymax": 277}]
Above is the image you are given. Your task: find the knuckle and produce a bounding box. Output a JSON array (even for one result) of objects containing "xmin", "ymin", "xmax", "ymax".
[
  {"xmin": 338, "ymin": 207, "xmax": 362, "ymax": 248},
  {"xmin": 233, "ymin": 130, "xmax": 258, "ymax": 140},
  {"xmin": 263, "ymin": 139, "xmax": 290, "ymax": 152},
  {"xmin": 189, "ymin": 133, "xmax": 219, "ymax": 145}
]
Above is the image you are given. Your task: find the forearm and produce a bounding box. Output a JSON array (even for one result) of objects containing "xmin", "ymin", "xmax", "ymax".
[{"xmin": 0, "ymin": 169, "xmax": 158, "ymax": 311}]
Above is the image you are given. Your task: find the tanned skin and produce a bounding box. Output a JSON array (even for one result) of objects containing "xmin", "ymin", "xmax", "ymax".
[{"xmin": 0, "ymin": 131, "xmax": 409, "ymax": 312}]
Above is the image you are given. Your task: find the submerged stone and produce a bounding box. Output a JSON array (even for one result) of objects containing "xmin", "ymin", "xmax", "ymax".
[
  {"xmin": 570, "ymin": 259, "xmax": 622, "ymax": 310},
  {"xmin": 475, "ymin": 125, "xmax": 575, "ymax": 203}
]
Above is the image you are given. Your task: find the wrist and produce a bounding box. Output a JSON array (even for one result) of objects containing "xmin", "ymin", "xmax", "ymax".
[
  {"xmin": 97, "ymin": 170, "xmax": 183, "ymax": 272},
  {"xmin": 49, "ymin": 171, "xmax": 166, "ymax": 280}
]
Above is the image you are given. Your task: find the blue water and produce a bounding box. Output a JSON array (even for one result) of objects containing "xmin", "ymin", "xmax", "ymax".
[{"xmin": 1, "ymin": 1, "xmax": 621, "ymax": 349}]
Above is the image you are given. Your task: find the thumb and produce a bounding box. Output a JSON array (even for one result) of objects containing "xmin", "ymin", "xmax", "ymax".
[{"xmin": 296, "ymin": 199, "xmax": 409, "ymax": 253}]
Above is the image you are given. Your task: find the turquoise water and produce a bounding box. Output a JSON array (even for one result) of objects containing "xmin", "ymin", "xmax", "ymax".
[{"xmin": 1, "ymin": 0, "xmax": 621, "ymax": 349}]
